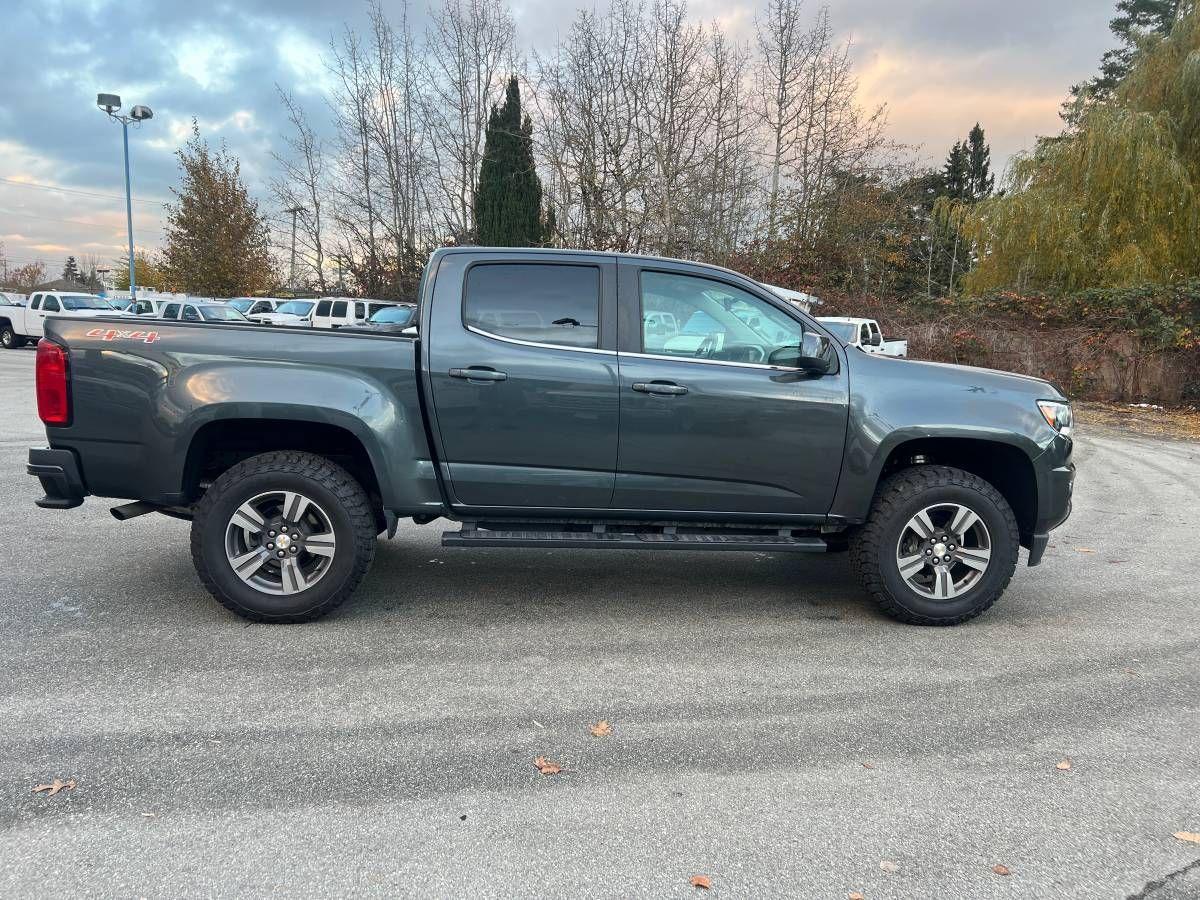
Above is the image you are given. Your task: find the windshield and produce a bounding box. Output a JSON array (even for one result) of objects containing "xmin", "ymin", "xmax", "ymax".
[
  {"xmin": 59, "ymin": 294, "xmax": 112, "ymax": 310},
  {"xmin": 820, "ymin": 321, "xmax": 858, "ymax": 342},
  {"xmin": 369, "ymin": 306, "xmax": 414, "ymax": 324},
  {"xmin": 227, "ymin": 298, "xmax": 255, "ymax": 313},
  {"xmin": 275, "ymin": 301, "xmax": 314, "ymax": 316},
  {"xmin": 199, "ymin": 306, "xmax": 248, "ymax": 322}
]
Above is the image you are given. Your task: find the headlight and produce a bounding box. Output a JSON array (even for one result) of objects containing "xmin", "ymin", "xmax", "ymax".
[{"xmin": 1037, "ymin": 400, "xmax": 1073, "ymax": 436}]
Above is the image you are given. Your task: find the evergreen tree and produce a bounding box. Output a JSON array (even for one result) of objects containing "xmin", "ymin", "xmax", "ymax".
[
  {"xmin": 965, "ymin": 123, "xmax": 994, "ymax": 201},
  {"xmin": 942, "ymin": 141, "xmax": 970, "ymax": 200},
  {"xmin": 161, "ymin": 121, "xmax": 275, "ymax": 295},
  {"xmin": 61, "ymin": 255, "xmax": 80, "ymax": 283},
  {"xmin": 1065, "ymin": 0, "xmax": 1192, "ymax": 121},
  {"xmin": 474, "ymin": 76, "xmax": 546, "ymax": 247}
]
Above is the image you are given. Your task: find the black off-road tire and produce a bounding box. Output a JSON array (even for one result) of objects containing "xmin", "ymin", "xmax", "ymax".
[
  {"xmin": 849, "ymin": 465, "xmax": 1020, "ymax": 626},
  {"xmin": 1, "ymin": 325, "xmax": 24, "ymax": 349},
  {"xmin": 190, "ymin": 451, "xmax": 377, "ymax": 623}
]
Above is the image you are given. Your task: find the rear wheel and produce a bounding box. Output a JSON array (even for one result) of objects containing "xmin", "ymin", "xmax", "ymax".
[
  {"xmin": 190, "ymin": 451, "xmax": 377, "ymax": 622},
  {"xmin": 850, "ymin": 465, "xmax": 1019, "ymax": 625},
  {"xmin": 1, "ymin": 326, "xmax": 24, "ymax": 349}
]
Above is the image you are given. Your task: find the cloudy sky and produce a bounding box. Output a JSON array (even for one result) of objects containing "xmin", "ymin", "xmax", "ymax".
[{"xmin": 0, "ymin": 0, "xmax": 1115, "ymax": 277}]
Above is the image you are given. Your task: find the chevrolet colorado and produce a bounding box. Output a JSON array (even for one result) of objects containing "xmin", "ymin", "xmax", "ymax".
[{"xmin": 27, "ymin": 248, "xmax": 1074, "ymax": 625}]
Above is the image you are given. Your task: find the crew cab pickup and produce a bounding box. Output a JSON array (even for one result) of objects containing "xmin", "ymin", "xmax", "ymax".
[
  {"xmin": 2, "ymin": 291, "xmax": 128, "ymax": 349},
  {"xmin": 28, "ymin": 248, "xmax": 1074, "ymax": 626},
  {"xmin": 817, "ymin": 316, "xmax": 908, "ymax": 357}
]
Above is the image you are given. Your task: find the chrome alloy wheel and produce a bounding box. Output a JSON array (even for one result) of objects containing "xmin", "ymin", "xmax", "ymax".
[
  {"xmin": 224, "ymin": 491, "xmax": 337, "ymax": 595},
  {"xmin": 895, "ymin": 503, "xmax": 992, "ymax": 601}
]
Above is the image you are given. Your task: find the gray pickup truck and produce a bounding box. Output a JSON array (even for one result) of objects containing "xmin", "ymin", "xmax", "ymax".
[{"xmin": 28, "ymin": 248, "xmax": 1074, "ymax": 625}]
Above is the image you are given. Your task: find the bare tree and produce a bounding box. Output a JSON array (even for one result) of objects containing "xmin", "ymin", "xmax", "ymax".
[
  {"xmin": 423, "ymin": 0, "xmax": 515, "ymax": 241},
  {"xmin": 271, "ymin": 88, "xmax": 328, "ymax": 293},
  {"xmin": 328, "ymin": 24, "xmax": 385, "ymax": 295},
  {"xmin": 755, "ymin": 0, "xmax": 818, "ymax": 239}
]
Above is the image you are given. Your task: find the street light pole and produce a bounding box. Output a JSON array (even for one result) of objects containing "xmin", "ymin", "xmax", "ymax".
[
  {"xmin": 285, "ymin": 205, "xmax": 305, "ymax": 292},
  {"xmin": 121, "ymin": 119, "xmax": 135, "ymax": 299},
  {"xmin": 97, "ymin": 94, "xmax": 152, "ymax": 300}
]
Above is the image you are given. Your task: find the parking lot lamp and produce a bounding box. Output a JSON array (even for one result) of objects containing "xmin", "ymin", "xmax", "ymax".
[{"xmin": 97, "ymin": 94, "xmax": 153, "ymax": 299}]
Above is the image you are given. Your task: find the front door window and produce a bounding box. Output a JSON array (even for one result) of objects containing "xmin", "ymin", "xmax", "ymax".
[{"xmin": 640, "ymin": 271, "xmax": 805, "ymax": 367}]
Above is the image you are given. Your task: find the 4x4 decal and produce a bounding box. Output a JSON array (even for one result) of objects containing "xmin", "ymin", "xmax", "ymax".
[{"xmin": 86, "ymin": 328, "xmax": 160, "ymax": 344}]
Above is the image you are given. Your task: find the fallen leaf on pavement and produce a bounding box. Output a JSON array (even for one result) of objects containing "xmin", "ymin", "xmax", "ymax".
[
  {"xmin": 1175, "ymin": 832, "xmax": 1200, "ymax": 845},
  {"xmin": 861, "ymin": 761, "xmax": 875, "ymax": 769},
  {"xmin": 849, "ymin": 892, "xmax": 865, "ymax": 900},
  {"xmin": 880, "ymin": 860, "xmax": 900, "ymax": 874},
  {"xmin": 533, "ymin": 755, "xmax": 562, "ymax": 775},
  {"xmin": 1074, "ymin": 547, "xmax": 1096, "ymax": 553},
  {"xmin": 992, "ymin": 864, "xmax": 1011, "ymax": 876},
  {"xmin": 32, "ymin": 779, "xmax": 75, "ymax": 797},
  {"xmin": 689, "ymin": 875, "xmax": 712, "ymax": 890},
  {"xmin": 1056, "ymin": 759, "xmax": 1072, "ymax": 771},
  {"xmin": 1122, "ymin": 668, "xmax": 1140, "ymax": 677},
  {"xmin": 589, "ymin": 720, "xmax": 613, "ymax": 738}
]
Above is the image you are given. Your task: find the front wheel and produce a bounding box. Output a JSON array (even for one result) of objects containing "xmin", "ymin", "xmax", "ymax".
[
  {"xmin": 190, "ymin": 451, "xmax": 377, "ymax": 622},
  {"xmin": 850, "ymin": 465, "xmax": 1020, "ymax": 625}
]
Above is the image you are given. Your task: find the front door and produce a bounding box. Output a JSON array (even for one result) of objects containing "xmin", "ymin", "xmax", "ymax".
[
  {"xmin": 613, "ymin": 263, "xmax": 849, "ymax": 516},
  {"xmin": 427, "ymin": 253, "xmax": 620, "ymax": 510}
]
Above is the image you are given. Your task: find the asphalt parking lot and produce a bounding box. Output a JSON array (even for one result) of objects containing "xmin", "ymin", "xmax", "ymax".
[{"xmin": 1, "ymin": 345, "xmax": 1198, "ymax": 899}]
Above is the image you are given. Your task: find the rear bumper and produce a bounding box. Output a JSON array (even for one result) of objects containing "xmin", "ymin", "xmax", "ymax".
[{"xmin": 28, "ymin": 447, "xmax": 87, "ymax": 509}]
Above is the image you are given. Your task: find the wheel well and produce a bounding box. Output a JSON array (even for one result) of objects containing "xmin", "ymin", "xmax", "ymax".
[
  {"xmin": 880, "ymin": 438, "xmax": 1038, "ymax": 542},
  {"xmin": 183, "ymin": 419, "xmax": 385, "ymax": 531}
]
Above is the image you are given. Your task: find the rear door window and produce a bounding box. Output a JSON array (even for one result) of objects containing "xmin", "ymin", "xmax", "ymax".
[
  {"xmin": 354, "ymin": 302, "xmax": 365, "ymax": 319},
  {"xmin": 182, "ymin": 305, "xmax": 201, "ymax": 322},
  {"xmin": 30, "ymin": 295, "xmax": 42, "ymax": 310},
  {"xmin": 464, "ymin": 263, "xmax": 599, "ymax": 349},
  {"xmin": 162, "ymin": 304, "xmax": 180, "ymax": 320},
  {"xmin": 316, "ymin": 300, "xmax": 332, "ymax": 317},
  {"xmin": 332, "ymin": 300, "xmax": 348, "ymax": 318}
]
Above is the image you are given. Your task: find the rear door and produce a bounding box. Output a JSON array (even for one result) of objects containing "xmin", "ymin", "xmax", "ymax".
[
  {"xmin": 613, "ymin": 260, "xmax": 848, "ymax": 516},
  {"xmin": 24, "ymin": 294, "xmax": 43, "ymax": 336},
  {"xmin": 426, "ymin": 251, "xmax": 619, "ymax": 509},
  {"xmin": 311, "ymin": 299, "xmax": 332, "ymax": 328},
  {"xmin": 32, "ymin": 295, "xmax": 60, "ymax": 337}
]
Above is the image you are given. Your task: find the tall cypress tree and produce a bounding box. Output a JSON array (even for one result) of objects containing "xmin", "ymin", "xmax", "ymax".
[{"xmin": 475, "ymin": 76, "xmax": 545, "ymax": 247}]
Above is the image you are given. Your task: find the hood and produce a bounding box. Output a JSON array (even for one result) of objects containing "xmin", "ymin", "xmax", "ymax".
[
  {"xmin": 860, "ymin": 354, "xmax": 1066, "ymax": 400},
  {"xmin": 253, "ymin": 313, "xmax": 309, "ymax": 326}
]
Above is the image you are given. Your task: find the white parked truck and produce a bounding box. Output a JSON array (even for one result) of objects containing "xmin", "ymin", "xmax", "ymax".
[
  {"xmin": 817, "ymin": 317, "xmax": 907, "ymax": 358},
  {"xmin": 1, "ymin": 291, "xmax": 129, "ymax": 349}
]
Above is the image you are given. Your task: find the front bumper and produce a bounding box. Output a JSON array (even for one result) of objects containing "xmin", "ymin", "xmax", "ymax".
[
  {"xmin": 28, "ymin": 447, "xmax": 87, "ymax": 509},
  {"xmin": 1027, "ymin": 439, "xmax": 1075, "ymax": 566}
]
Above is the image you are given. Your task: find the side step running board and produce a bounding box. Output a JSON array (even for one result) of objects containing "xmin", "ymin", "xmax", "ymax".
[{"xmin": 442, "ymin": 522, "xmax": 827, "ymax": 553}]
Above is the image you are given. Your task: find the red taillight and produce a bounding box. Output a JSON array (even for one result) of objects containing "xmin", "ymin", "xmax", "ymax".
[{"xmin": 36, "ymin": 339, "xmax": 71, "ymax": 426}]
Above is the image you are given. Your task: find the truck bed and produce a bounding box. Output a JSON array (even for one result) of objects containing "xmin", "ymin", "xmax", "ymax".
[{"xmin": 41, "ymin": 316, "xmax": 441, "ymax": 515}]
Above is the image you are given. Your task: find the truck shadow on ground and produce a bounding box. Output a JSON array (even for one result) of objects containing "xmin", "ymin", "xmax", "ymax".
[{"xmin": 348, "ymin": 540, "xmax": 885, "ymax": 625}]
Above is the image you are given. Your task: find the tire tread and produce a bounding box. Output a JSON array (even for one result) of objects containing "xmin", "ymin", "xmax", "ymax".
[
  {"xmin": 849, "ymin": 465, "xmax": 1020, "ymax": 626},
  {"xmin": 190, "ymin": 450, "xmax": 376, "ymax": 623}
]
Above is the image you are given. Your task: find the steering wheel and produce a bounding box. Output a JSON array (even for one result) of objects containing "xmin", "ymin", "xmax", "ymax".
[{"xmin": 695, "ymin": 333, "xmax": 719, "ymax": 358}]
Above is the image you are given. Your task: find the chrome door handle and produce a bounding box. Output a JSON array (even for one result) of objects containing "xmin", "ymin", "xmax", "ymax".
[
  {"xmin": 632, "ymin": 381, "xmax": 688, "ymax": 396},
  {"xmin": 449, "ymin": 367, "xmax": 507, "ymax": 382}
]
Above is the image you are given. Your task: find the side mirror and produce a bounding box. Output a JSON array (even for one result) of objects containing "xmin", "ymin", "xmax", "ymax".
[{"xmin": 768, "ymin": 332, "xmax": 834, "ymax": 375}]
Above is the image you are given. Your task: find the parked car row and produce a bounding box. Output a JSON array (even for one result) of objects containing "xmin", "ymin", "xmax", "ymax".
[
  {"xmin": 1, "ymin": 289, "xmax": 419, "ymax": 348},
  {"xmin": 1, "ymin": 290, "xmax": 132, "ymax": 348}
]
